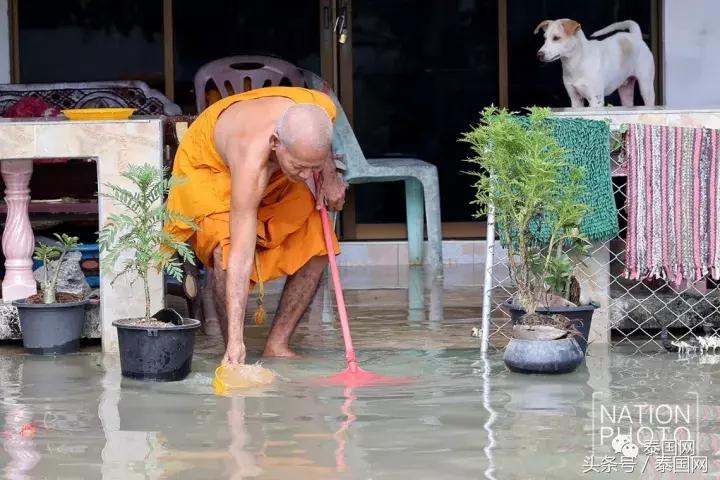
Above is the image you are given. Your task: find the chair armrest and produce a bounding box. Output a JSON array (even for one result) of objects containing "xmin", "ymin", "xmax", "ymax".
[{"xmin": 365, "ymin": 157, "xmax": 436, "ymax": 168}]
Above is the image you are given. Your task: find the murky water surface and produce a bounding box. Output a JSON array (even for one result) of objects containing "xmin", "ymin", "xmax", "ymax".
[
  {"xmin": 2, "ymin": 346, "xmax": 719, "ymax": 479},
  {"xmin": 1, "ymin": 270, "xmax": 720, "ymax": 479}
]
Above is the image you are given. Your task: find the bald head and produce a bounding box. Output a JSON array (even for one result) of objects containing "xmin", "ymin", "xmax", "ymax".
[
  {"xmin": 276, "ymin": 103, "xmax": 333, "ymax": 153},
  {"xmin": 271, "ymin": 103, "xmax": 333, "ymax": 183}
]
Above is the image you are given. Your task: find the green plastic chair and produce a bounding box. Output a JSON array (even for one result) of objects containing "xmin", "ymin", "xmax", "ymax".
[{"xmin": 300, "ymin": 69, "xmax": 443, "ymax": 271}]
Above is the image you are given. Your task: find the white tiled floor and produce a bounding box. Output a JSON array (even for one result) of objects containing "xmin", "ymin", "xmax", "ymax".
[
  {"xmin": 261, "ymin": 264, "xmax": 485, "ymax": 295},
  {"xmin": 336, "ymin": 240, "xmax": 503, "ymax": 267}
]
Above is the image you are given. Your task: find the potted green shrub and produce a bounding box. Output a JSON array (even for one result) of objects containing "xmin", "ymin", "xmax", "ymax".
[
  {"xmin": 99, "ymin": 164, "xmax": 199, "ymax": 381},
  {"xmin": 13, "ymin": 233, "xmax": 90, "ymax": 354},
  {"xmin": 462, "ymin": 106, "xmax": 598, "ymax": 374}
]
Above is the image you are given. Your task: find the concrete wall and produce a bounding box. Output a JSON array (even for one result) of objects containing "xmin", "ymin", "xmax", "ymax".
[{"xmin": 663, "ymin": 0, "xmax": 720, "ymax": 108}]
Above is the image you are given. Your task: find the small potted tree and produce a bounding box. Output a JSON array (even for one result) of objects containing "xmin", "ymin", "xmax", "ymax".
[
  {"xmin": 462, "ymin": 106, "xmax": 598, "ymax": 374},
  {"xmin": 99, "ymin": 163, "xmax": 199, "ymax": 381},
  {"xmin": 13, "ymin": 233, "xmax": 90, "ymax": 354}
]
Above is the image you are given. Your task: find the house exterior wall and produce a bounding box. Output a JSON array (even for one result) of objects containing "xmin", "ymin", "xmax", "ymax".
[{"xmin": 663, "ymin": 0, "xmax": 720, "ymax": 108}]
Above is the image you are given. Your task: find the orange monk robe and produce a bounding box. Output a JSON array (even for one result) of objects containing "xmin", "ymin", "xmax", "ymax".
[{"xmin": 164, "ymin": 86, "xmax": 340, "ymax": 291}]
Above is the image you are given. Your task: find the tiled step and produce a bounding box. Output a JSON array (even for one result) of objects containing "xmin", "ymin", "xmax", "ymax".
[{"xmin": 0, "ymin": 265, "xmax": 491, "ymax": 341}]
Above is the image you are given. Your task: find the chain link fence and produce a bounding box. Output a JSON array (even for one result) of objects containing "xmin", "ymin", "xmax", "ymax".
[{"xmin": 481, "ymin": 123, "xmax": 720, "ymax": 355}]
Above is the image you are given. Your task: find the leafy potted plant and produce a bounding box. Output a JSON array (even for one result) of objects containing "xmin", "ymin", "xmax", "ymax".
[
  {"xmin": 99, "ymin": 164, "xmax": 199, "ymax": 381},
  {"xmin": 462, "ymin": 106, "xmax": 598, "ymax": 374},
  {"xmin": 13, "ymin": 233, "xmax": 90, "ymax": 354}
]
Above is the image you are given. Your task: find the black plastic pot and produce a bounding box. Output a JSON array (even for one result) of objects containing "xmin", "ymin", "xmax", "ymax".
[
  {"xmin": 504, "ymin": 299, "xmax": 598, "ymax": 354},
  {"xmin": 504, "ymin": 337, "xmax": 584, "ymax": 374},
  {"xmin": 13, "ymin": 299, "xmax": 90, "ymax": 354},
  {"xmin": 113, "ymin": 318, "xmax": 200, "ymax": 381}
]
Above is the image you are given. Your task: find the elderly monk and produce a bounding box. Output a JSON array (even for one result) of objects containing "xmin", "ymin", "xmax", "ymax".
[{"xmin": 165, "ymin": 87, "xmax": 346, "ymax": 365}]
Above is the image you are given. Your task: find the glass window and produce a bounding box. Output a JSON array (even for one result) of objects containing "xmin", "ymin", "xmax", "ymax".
[
  {"xmin": 18, "ymin": 0, "xmax": 164, "ymax": 91},
  {"xmin": 173, "ymin": 0, "xmax": 321, "ymax": 113},
  {"xmin": 351, "ymin": 0, "xmax": 499, "ymax": 224},
  {"xmin": 508, "ymin": 0, "xmax": 654, "ymax": 110}
]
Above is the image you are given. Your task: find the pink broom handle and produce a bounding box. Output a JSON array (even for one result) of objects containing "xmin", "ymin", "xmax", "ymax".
[{"xmin": 315, "ymin": 174, "xmax": 358, "ymax": 372}]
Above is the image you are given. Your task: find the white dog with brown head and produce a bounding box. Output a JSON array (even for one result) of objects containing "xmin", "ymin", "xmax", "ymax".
[{"xmin": 534, "ymin": 19, "xmax": 655, "ymax": 108}]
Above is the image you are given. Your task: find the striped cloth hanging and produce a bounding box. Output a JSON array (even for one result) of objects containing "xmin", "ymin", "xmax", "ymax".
[{"xmin": 624, "ymin": 123, "xmax": 720, "ymax": 284}]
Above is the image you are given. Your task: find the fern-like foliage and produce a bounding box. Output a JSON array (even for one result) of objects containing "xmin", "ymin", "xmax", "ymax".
[{"xmin": 98, "ymin": 164, "xmax": 197, "ymax": 320}]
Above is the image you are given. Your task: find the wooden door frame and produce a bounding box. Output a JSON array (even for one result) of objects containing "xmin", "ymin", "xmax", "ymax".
[
  {"xmin": 162, "ymin": 0, "xmax": 174, "ymax": 100},
  {"xmin": 7, "ymin": 0, "xmax": 664, "ymax": 240},
  {"xmin": 336, "ymin": 0, "xmax": 665, "ymax": 240},
  {"xmin": 334, "ymin": 0, "xmax": 475, "ymax": 240},
  {"xmin": 651, "ymin": 0, "xmax": 664, "ymax": 103},
  {"xmin": 320, "ymin": 0, "xmax": 338, "ymax": 90},
  {"xmin": 335, "ymin": 0, "xmax": 509, "ymax": 240},
  {"xmin": 9, "ymin": 0, "xmax": 18, "ymax": 83},
  {"xmin": 7, "ymin": 0, "xmax": 664, "ymax": 107}
]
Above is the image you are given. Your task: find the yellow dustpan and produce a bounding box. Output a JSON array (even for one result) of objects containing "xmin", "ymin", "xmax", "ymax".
[{"xmin": 213, "ymin": 363, "xmax": 276, "ymax": 395}]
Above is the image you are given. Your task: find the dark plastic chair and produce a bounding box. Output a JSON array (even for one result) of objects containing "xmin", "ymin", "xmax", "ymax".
[{"xmin": 193, "ymin": 56, "xmax": 307, "ymax": 112}]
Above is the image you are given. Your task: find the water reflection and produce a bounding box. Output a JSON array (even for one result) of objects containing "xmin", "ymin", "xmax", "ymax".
[
  {"xmin": 3, "ymin": 295, "xmax": 720, "ymax": 478},
  {"xmin": 407, "ymin": 266, "xmax": 444, "ymax": 326},
  {"xmin": 149, "ymin": 395, "xmax": 264, "ymax": 478},
  {"xmin": 333, "ymin": 387, "xmax": 357, "ymax": 473},
  {"xmin": 502, "ymin": 364, "xmax": 591, "ymax": 416},
  {"xmin": 479, "ymin": 353, "xmax": 496, "ymax": 480},
  {"xmin": 1, "ymin": 358, "xmax": 40, "ymax": 480},
  {"xmin": 227, "ymin": 397, "xmax": 262, "ymax": 479},
  {"xmin": 2, "ymin": 403, "xmax": 41, "ymax": 480},
  {"xmin": 1, "ymin": 356, "xmax": 104, "ymax": 479}
]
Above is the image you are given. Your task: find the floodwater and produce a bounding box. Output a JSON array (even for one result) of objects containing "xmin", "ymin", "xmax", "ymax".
[{"xmin": 1, "ymin": 267, "xmax": 720, "ymax": 479}]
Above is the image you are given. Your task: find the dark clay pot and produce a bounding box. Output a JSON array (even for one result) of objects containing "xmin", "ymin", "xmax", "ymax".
[
  {"xmin": 504, "ymin": 337, "xmax": 585, "ymax": 374},
  {"xmin": 13, "ymin": 299, "xmax": 90, "ymax": 354},
  {"xmin": 113, "ymin": 318, "xmax": 200, "ymax": 382},
  {"xmin": 504, "ymin": 299, "xmax": 598, "ymax": 354}
]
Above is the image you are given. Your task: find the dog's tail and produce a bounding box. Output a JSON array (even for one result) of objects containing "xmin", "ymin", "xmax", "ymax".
[{"xmin": 590, "ymin": 20, "xmax": 642, "ymax": 39}]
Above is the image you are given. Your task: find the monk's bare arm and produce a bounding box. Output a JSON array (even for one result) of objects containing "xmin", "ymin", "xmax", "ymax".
[
  {"xmin": 317, "ymin": 153, "xmax": 347, "ymax": 211},
  {"xmin": 223, "ymin": 140, "xmax": 267, "ymax": 364}
]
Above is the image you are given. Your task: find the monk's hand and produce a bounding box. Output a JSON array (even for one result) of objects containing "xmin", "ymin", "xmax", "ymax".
[
  {"xmin": 222, "ymin": 341, "xmax": 247, "ymax": 365},
  {"xmin": 316, "ymin": 171, "xmax": 347, "ymax": 211}
]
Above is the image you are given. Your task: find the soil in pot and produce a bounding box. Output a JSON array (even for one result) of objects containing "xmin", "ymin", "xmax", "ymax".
[
  {"xmin": 114, "ymin": 316, "xmax": 200, "ymax": 382},
  {"xmin": 505, "ymin": 300, "xmax": 597, "ymax": 354},
  {"xmin": 114, "ymin": 318, "xmax": 180, "ymax": 329},
  {"xmin": 25, "ymin": 292, "xmax": 84, "ymax": 304}
]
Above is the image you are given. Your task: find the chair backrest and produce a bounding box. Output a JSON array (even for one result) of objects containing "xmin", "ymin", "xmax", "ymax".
[
  {"xmin": 299, "ymin": 69, "xmax": 371, "ymax": 178},
  {"xmin": 191, "ymin": 57, "xmax": 371, "ymax": 178},
  {"xmin": 193, "ymin": 55, "xmax": 307, "ymax": 112},
  {"xmin": 0, "ymin": 80, "xmax": 181, "ymax": 116}
]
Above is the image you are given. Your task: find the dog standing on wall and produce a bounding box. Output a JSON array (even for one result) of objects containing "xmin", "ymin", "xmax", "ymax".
[{"xmin": 534, "ymin": 19, "xmax": 655, "ymax": 108}]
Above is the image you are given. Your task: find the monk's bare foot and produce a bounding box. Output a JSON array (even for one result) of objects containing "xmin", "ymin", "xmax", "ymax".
[{"xmin": 262, "ymin": 344, "xmax": 301, "ymax": 359}]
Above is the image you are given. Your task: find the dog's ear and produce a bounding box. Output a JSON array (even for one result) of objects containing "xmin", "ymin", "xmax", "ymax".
[
  {"xmin": 561, "ymin": 19, "xmax": 581, "ymax": 36},
  {"xmin": 534, "ymin": 20, "xmax": 552, "ymax": 35}
]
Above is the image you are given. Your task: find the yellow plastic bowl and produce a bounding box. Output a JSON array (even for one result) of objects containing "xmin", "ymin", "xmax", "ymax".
[
  {"xmin": 213, "ymin": 363, "xmax": 276, "ymax": 396},
  {"xmin": 62, "ymin": 108, "xmax": 136, "ymax": 121}
]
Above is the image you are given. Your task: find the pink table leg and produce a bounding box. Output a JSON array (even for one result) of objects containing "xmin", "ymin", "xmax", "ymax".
[{"xmin": 1, "ymin": 159, "xmax": 36, "ymax": 301}]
